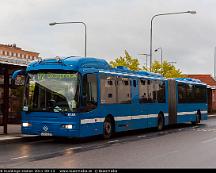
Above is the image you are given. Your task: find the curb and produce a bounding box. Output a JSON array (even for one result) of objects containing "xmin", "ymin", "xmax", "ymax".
[
  {"xmin": 0, "ymin": 135, "xmax": 41, "ymax": 144},
  {"xmin": 0, "ymin": 136, "xmax": 23, "ymax": 144},
  {"xmin": 208, "ymin": 115, "xmax": 216, "ymax": 118}
]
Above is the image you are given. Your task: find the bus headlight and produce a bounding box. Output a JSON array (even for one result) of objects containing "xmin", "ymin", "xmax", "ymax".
[
  {"xmin": 22, "ymin": 122, "xmax": 31, "ymax": 127},
  {"xmin": 62, "ymin": 124, "xmax": 73, "ymax": 129}
]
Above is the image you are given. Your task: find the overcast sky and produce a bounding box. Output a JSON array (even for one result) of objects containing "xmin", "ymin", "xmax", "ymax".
[{"xmin": 0, "ymin": 0, "xmax": 216, "ymax": 75}]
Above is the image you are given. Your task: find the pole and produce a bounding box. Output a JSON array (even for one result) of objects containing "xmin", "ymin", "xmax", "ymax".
[
  {"xmin": 150, "ymin": 18, "xmax": 153, "ymax": 72},
  {"xmin": 3, "ymin": 66, "xmax": 9, "ymax": 134},
  {"xmin": 214, "ymin": 47, "xmax": 216, "ymax": 79},
  {"xmin": 146, "ymin": 55, "xmax": 148, "ymax": 69},
  {"xmin": 160, "ymin": 48, "xmax": 163, "ymax": 65},
  {"xmin": 149, "ymin": 11, "xmax": 196, "ymax": 72},
  {"xmin": 138, "ymin": 53, "xmax": 150, "ymax": 70},
  {"xmin": 49, "ymin": 22, "xmax": 87, "ymax": 57}
]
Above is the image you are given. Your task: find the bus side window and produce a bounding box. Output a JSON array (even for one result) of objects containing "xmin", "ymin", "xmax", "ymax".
[
  {"xmin": 117, "ymin": 77, "xmax": 131, "ymax": 104},
  {"xmin": 100, "ymin": 75, "xmax": 117, "ymax": 104},
  {"xmin": 178, "ymin": 83, "xmax": 187, "ymax": 103},
  {"xmin": 147, "ymin": 80, "xmax": 154, "ymax": 102},
  {"xmin": 82, "ymin": 74, "xmax": 97, "ymax": 111},
  {"xmin": 157, "ymin": 81, "xmax": 166, "ymax": 103},
  {"xmin": 139, "ymin": 79, "xmax": 148, "ymax": 103}
]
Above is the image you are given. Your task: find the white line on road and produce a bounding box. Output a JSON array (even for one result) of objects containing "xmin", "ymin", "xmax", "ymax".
[
  {"xmin": 27, "ymin": 139, "xmax": 54, "ymax": 144},
  {"xmin": 65, "ymin": 147, "xmax": 82, "ymax": 151},
  {"xmin": 201, "ymin": 137, "xmax": 216, "ymax": 144},
  {"xmin": 137, "ymin": 135, "xmax": 147, "ymax": 138},
  {"xmin": 107, "ymin": 140, "xmax": 119, "ymax": 143},
  {"xmin": 11, "ymin": 155, "xmax": 28, "ymax": 160}
]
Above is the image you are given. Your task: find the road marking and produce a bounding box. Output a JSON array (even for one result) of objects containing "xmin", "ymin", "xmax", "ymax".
[
  {"xmin": 107, "ymin": 140, "xmax": 119, "ymax": 143},
  {"xmin": 11, "ymin": 155, "xmax": 28, "ymax": 160},
  {"xmin": 27, "ymin": 139, "xmax": 54, "ymax": 144},
  {"xmin": 137, "ymin": 135, "xmax": 147, "ymax": 138},
  {"xmin": 201, "ymin": 137, "xmax": 216, "ymax": 144},
  {"xmin": 65, "ymin": 147, "xmax": 82, "ymax": 151}
]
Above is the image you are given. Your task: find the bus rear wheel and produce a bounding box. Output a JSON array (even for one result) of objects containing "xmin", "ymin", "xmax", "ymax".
[
  {"xmin": 103, "ymin": 117, "xmax": 114, "ymax": 139},
  {"xmin": 157, "ymin": 114, "xmax": 164, "ymax": 131}
]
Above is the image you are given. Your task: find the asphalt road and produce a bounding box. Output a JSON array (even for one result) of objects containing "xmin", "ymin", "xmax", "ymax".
[{"xmin": 1, "ymin": 117, "xmax": 216, "ymax": 168}]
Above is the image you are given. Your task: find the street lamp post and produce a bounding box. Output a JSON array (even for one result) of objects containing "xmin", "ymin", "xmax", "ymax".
[
  {"xmin": 149, "ymin": 10, "xmax": 196, "ymax": 71},
  {"xmin": 49, "ymin": 21, "xmax": 87, "ymax": 57},
  {"xmin": 155, "ymin": 47, "xmax": 163, "ymax": 65},
  {"xmin": 139, "ymin": 53, "xmax": 150, "ymax": 69}
]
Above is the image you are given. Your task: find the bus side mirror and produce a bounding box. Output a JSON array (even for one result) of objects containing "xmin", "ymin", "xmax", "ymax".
[{"xmin": 11, "ymin": 69, "xmax": 26, "ymax": 89}]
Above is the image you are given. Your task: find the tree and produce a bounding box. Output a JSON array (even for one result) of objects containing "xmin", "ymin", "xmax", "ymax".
[
  {"xmin": 150, "ymin": 60, "xmax": 184, "ymax": 78},
  {"xmin": 110, "ymin": 50, "xmax": 184, "ymax": 78},
  {"xmin": 110, "ymin": 50, "xmax": 141, "ymax": 71}
]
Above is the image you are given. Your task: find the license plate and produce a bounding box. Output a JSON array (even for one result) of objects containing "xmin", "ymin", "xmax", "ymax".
[{"xmin": 40, "ymin": 132, "xmax": 53, "ymax": 136}]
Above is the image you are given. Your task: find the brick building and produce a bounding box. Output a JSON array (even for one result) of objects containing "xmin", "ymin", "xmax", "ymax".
[
  {"xmin": 0, "ymin": 43, "xmax": 39, "ymax": 59},
  {"xmin": 186, "ymin": 74, "xmax": 216, "ymax": 113},
  {"xmin": 0, "ymin": 44, "xmax": 40, "ymax": 125}
]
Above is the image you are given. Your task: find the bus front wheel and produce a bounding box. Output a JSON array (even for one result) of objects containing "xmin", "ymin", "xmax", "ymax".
[{"xmin": 103, "ymin": 117, "xmax": 114, "ymax": 139}]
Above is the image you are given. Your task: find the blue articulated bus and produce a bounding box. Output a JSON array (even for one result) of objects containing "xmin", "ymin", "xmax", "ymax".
[{"xmin": 12, "ymin": 56, "xmax": 208, "ymax": 139}]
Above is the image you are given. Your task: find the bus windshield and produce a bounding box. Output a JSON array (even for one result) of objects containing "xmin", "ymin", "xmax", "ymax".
[{"xmin": 24, "ymin": 72, "xmax": 80, "ymax": 113}]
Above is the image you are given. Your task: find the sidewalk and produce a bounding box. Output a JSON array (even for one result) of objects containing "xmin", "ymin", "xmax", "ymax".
[{"xmin": 0, "ymin": 124, "xmax": 22, "ymax": 142}]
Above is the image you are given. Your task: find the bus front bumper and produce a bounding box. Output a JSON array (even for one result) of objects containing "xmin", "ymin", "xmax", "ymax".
[{"xmin": 21, "ymin": 122, "xmax": 80, "ymax": 138}]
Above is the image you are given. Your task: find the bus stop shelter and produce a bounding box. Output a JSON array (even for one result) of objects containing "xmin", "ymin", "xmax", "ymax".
[{"xmin": 0, "ymin": 59, "xmax": 27, "ymax": 134}]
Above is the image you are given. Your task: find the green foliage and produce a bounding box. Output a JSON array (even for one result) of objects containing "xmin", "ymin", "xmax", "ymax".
[
  {"xmin": 110, "ymin": 50, "xmax": 141, "ymax": 71},
  {"xmin": 110, "ymin": 50, "xmax": 184, "ymax": 78},
  {"xmin": 150, "ymin": 60, "xmax": 184, "ymax": 78}
]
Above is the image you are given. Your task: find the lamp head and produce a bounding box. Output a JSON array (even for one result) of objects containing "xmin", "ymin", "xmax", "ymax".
[
  {"xmin": 187, "ymin": 11, "xmax": 196, "ymax": 14},
  {"xmin": 49, "ymin": 22, "xmax": 57, "ymax": 26}
]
